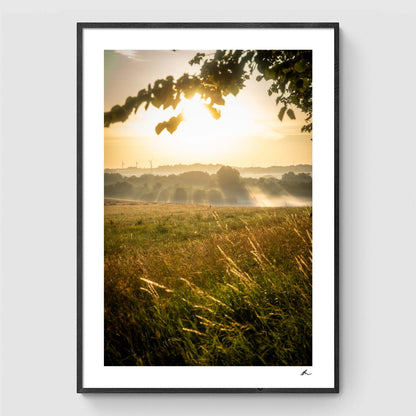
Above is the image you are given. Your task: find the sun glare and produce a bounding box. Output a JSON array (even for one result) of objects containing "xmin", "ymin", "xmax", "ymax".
[
  {"xmin": 178, "ymin": 95, "xmax": 254, "ymax": 138},
  {"xmin": 180, "ymin": 96, "xmax": 211, "ymax": 126},
  {"xmin": 159, "ymin": 95, "xmax": 255, "ymax": 162}
]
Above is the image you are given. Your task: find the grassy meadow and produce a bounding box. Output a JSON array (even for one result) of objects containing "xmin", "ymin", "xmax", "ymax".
[{"xmin": 104, "ymin": 199, "xmax": 312, "ymax": 366}]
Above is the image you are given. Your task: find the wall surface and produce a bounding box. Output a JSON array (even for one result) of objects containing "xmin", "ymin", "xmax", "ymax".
[{"xmin": 1, "ymin": 1, "xmax": 416, "ymax": 415}]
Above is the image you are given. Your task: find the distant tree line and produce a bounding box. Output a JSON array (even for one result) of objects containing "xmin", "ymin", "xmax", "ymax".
[{"xmin": 104, "ymin": 166, "xmax": 311, "ymax": 205}]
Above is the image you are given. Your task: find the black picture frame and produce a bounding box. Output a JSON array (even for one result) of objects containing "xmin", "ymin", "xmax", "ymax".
[{"xmin": 77, "ymin": 22, "xmax": 339, "ymax": 393}]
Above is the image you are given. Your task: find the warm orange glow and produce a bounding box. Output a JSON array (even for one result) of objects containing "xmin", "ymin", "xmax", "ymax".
[
  {"xmin": 104, "ymin": 50, "xmax": 312, "ymax": 168},
  {"xmin": 154, "ymin": 95, "xmax": 254, "ymax": 162}
]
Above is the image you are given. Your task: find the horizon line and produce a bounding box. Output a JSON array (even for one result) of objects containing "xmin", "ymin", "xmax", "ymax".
[{"xmin": 104, "ymin": 162, "xmax": 312, "ymax": 170}]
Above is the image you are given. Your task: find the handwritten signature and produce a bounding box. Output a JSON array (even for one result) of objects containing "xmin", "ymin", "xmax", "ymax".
[{"xmin": 300, "ymin": 369, "xmax": 312, "ymax": 376}]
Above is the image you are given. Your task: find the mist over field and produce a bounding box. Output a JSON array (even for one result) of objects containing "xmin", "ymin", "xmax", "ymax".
[
  {"xmin": 105, "ymin": 163, "xmax": 312, "ymax": 178},
  {"xmin": 104, "ymin": 164, "xmax": 312, "ymax": 207}
]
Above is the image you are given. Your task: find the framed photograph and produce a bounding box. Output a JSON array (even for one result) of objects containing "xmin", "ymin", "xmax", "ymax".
[{"xmin": 77, "ymin": 22, "xmax": 339, "ymax": 392}]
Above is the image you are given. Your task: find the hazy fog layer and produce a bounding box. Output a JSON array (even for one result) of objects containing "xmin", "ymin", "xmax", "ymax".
[{"xmin": 104, "ymin": 167, "xmax": 311, "ymax": 208}]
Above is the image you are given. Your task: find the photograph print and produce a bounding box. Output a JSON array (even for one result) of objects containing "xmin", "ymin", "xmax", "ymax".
[{"xmin": 79, "ymin": 24, "xmax": 337, "ymax": 391}]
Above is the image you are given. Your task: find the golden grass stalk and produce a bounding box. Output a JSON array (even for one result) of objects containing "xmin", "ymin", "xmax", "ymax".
[
  {"xmin": 140, "ymin": 277, "xmax": 173, "ymax": 293},
  {"xmin": 182, "ymin": 327, "xmax": 206, "ymax": 336},
  {"xmin": 205, "ymin": 294, "xmax": 234, "ymax": 312}
]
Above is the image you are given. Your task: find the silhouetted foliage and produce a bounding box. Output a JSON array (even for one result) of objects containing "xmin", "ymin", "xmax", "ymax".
[
  {"xmin": 217, "ymin": 166, "xmax": 241, "ymax": 191},
  {"xmin": 177, "ymin": 171, "xmax": 210, "ymax": 186},
  {"xmin": 157, "ymin": 188, "xmax": 170, "ymax": 202},
  {"xmin": 104, "ymin": 172, "xmax": 123, "ymax": 185},
  {"xmin": 258, "ymin": 177, "xmax": 285, "ymax": 196},
  {"xmin": 207, "ymin": 189, "xmax": 224, "ymax": 205},
  {"xmin": 104, "ymin": 181, "xmax": 133, "ymax": 198},
  {"xmin": 104, "ymin": 169, "xmax": 312, "ymax": 205},
  {"xmin": 172, "ymin": 187, "xmax": 187, "ymax": 203},
  {"xmin": 141, "ymin": 190, "xmax": 158, "ymax": 202},
  {"xmin": 216, "ymin": 166, "xmax": 251, "ymax": 204},
  {"xmin": 104, "ymin": 50, "xmax": 312, "ymax": 133},
  {"xmin": 282, "ymin": 171, "xmax": 312, "ymax": 183},
  {"xmin": 193, "ymin": 189, "xmax": 207, "ymax": 204}
]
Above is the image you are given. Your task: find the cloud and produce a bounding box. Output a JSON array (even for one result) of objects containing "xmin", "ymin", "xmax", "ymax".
[{"xmin": 114, "ymin": 50, "xmax": 149, "ymax": 62}]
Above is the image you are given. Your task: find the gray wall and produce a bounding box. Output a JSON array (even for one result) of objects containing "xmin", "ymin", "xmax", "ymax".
[{"xmin": 1, "ymin": 1, "xmax": 415, "ymax": 415}]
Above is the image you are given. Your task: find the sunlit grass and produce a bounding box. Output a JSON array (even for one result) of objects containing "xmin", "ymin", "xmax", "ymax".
[{"xmin": 104, "ymin": 201, "xmax": 312, "ymax": 366}]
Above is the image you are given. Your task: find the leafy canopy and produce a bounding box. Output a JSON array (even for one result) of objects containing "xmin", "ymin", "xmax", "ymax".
[{"xmin": 104, "ymin": 50, "xmax": 312, "ymax": 134}]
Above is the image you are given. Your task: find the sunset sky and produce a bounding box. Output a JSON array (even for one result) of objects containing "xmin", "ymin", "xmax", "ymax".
[{"xmin": 104, "ymin": 50, "xmax": 312, "ymax": 169}]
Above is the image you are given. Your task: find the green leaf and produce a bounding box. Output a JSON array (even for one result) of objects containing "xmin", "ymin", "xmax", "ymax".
[
  {"xmin": 104, "ymin": 112, "xmax": 111, "ymax": 128},
  {"xmin": 152, "ymin": 98, "xmax": 163, "ymax": 108},
  {"xmin": 205, "ymin": 104, "xmax": 221, "ymax": 120},
  {"xmin": 155, "ymin": 122, "xmax": 165, "ymax": 135},
  {"xmin": 295, "ymin": 78, "xmax": 304, "ymax": 89},
  {"xmin": 278, "ymin": 106, "xmax": 286, "ymax": 121},
  {"xmin": 189, "ymin": 52, "xmax": 206, "ymax": 66},
  {"xmin": 287, "ymin": 109, "xmax": 296, "ymax": 120},
  {"xmin": 166, "ymin": 121, "xmax": 178, "ymax": 134},
  {"xmin": 294, "ymin": 59, "xmax": 307, "ymax": 73},
  {"xmin": 155, "ymin": 113, "xmax": 184, "ymax": 135}
]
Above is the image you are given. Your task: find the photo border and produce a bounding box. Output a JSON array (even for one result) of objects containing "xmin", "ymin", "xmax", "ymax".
[{"xmin": 77, "ymin": 22, "xmax": 339, "ymax": 393}]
